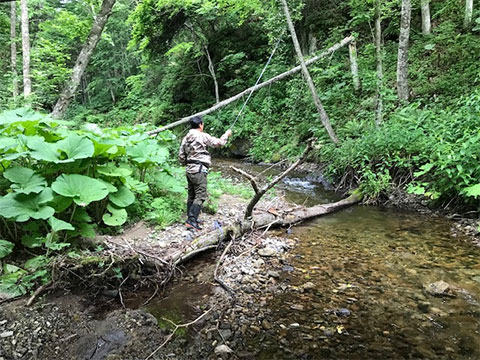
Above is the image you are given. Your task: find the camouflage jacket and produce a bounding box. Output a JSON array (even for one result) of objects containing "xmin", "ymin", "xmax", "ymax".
[{"xmin": 179, "ymin": 129, "xmax": 229, "ymax": 174}]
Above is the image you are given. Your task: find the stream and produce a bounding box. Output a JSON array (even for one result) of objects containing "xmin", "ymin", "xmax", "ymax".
[{"xmin": 144, "ymin": 158, "xmax": 480, "ymax": 359}]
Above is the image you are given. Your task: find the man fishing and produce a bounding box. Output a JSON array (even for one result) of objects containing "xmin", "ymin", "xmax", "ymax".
[{"xmin": 179, "ymin": 116, "xmax": 232, "ymax": 230}]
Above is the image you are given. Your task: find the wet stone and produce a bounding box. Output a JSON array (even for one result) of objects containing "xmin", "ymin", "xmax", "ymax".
[
  {"xmin": 417, "ymin": 301, "xmax": 431, "ymax": 313},
  {"xmin": 258, "ymin": 247, "xmax": 276, "ymax": 257},
  {"xmin": 334, "ymin": 308, "xmax": 351, "ymax": 317},
  {"xmin": 424, "ymin": 280, "xmax": 456, "ymax": 297},
  {"xmin": 261, "ymin": 319, "xmax": 273, "ymax": 330},
  {"xmin": 219, "ymin": 329, "xmax": 232, "ymax": 341}
]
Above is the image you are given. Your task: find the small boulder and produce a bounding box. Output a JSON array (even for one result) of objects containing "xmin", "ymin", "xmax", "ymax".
[
  {"xmin": 214, "ymin": 344, "xmax": 233, "ymax": 356},
  {"xmin": 424, "ymin": 280, "xmax": 456, "ymax": 297},
  {"xmin": 258, "ymin": 247, "xmax": 276, "ymax": 257}
]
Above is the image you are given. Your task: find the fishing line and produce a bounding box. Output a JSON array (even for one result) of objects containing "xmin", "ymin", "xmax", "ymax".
[{"xmin": 230, "ymin": 38, "xmax": 282, "ymax": 129}]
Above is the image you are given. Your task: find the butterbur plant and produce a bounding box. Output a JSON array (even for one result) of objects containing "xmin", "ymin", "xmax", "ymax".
[{"xmin": 0, "ymin": 107, "xmax": 180, "ymax": 296}]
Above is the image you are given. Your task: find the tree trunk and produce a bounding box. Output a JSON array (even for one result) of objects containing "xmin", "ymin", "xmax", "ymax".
[
  {"xmin": 396, "ymin": 0, "xmax": 411, "ymax": 103},
  {"xmin": 51, "ymin": 0, "xmax": 116, "ymax": 119},
  {"xmin": 375, "ymin": 1, "xmax": 384, "ymax": 126},
  {"xmin": 279, "ymin": 0, "xmax": 339, "ymax": 144},
  {"xmin": 309, "ymin": 33, "xmax": 318, "ymax": 55},
  {"xmin": 10, "ymin": 0, "xmax": 18, "ymax": 99},
  {"xmin": 204, "ymin": 46, "xmax": 220, "ymax": 104},
  {"xmin": 147, "ymin": 36, "xmax": 354, "ymax": 136},
  {"xmin": 464, "ymin": 0, "xmax": 474, "ymax": 28},
  {"xmin": 20, "ymin": 0, "xmax": 31, "ymax": 98},
  {"xmin": 348, "ymin": 41, "xmax": 361, "ymax": 92},
  {"xmin": 421, "ymin": 0, "xmax": 431, "ymax": 35}
]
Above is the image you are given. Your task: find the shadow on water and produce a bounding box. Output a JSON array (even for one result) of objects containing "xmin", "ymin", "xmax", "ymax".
[{"xmin": 147, "ymin": 158, "xmax": 480, "ymax": 359}]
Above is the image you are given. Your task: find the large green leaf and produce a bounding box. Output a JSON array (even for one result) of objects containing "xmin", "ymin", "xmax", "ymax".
[
  {"xmin": 0, "ymin": 240, "xmax": 14, "ymax": 259},
  {"xmin": 27, "ymin": 137, "xmax": 62, "ymax": 163},
  {"xmin": 97, "ymin": 163, "xmax": 132, "ymax": 178},
  {"xmin": 125, "ymin": 176, "xmax": 149, "ymax": 193},
  {"xmin": 3, "ymin": 167, "xmax": 47, "ymax": 194},
  {"xmin": 77, "ymin": 223, "xmax": 96, "ymax": 239},
  {"xmin": 50, "ymin": 195, "xmax": 73, "ymax": 213},
  {"xmin": 86, "ymin": 134, "xmax": 124, "ymax": 157},
  {"xmin": 97, "ymin": 179, "xmax": 118, "ymax": 193},
  {"xmin": 21, "ymin": 235, "xmax": 44, "ymax": 248},
  {"xmin": 126, "ymin": 140, "xmax": 169, "ymax": 166},
  {"xmin": 56, "ymin": 134, "xmax": 94, "ymax": 161},
  {"xmin": 103, "ymin": 204, "xmax": 128, "ymax": 226},
  {"xmin": 109, "ymin": 186, "xmax": 135, "ymax": 207},
  {"xmin": 48, "ymin": 217, "xmax": 75, "ymax": 232},
  {"xmin": 464, "ymin": 183, "xmax": 480, "ymax": 198},
  {"xmin": 155, "ymin": 172, "xmax": 184, "ymax": 193},
  {"xmin": 0, "ymin": 188, "xmax": 55, "ymax": 222},
  {"xmin": 51, "ymin": 174, "xmax": 109, "ymax": 206}
]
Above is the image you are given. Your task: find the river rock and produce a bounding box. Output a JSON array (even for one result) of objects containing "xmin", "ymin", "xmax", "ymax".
[
  {"xmin": 219, "ymin": 329, "xmax": 233, "ymax": 341},
  {"xmin": 214, "ymin": 344, "xmax": 233, "ymax": 355},
  {"xmin": 290, "ymin": 304, "xmax": 304, "ymax": 311},
  {"xmin": 261, "ymin": 319, "xmax": 273, "ymax": 330},
  {"xmin": 267, "ymin": 270, "xmax": 280, "ymax": 278},
  {"xmin": 417, "ymin": 301, "xmax": 430, "ymax": 313},
  {"xmin": 334, "ymin": 308, "xmax": 351, "ymax": 317},
  {"xmin": 258, "ymin": 247, "xmax": 276, "ymax": 257},
  {"xmin": 302, "ymin": 282, "xmax": 315, "ymax": 291},
  {"xmin": 424, "ymin": 280, "xmax": 456, "ymax": 297},
  {"xmin": 0, "ymin": 331, "xmax": 13, "ymax": 338}
]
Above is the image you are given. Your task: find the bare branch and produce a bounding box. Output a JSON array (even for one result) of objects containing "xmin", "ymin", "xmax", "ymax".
[
  {"xmin": 145, "ymin": 307, "xmax": 214, "ymax": 360},
  {"xmin": 244, "ymin": 139, "xmax": 315, "ymax": 219},
  {"xmin": 230, "ymin": 166, "xmax": 259, "ymax": 193}
]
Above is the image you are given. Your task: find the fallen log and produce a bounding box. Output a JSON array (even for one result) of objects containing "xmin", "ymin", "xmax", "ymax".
[
  {"xmin": 169, "ymin": 191, "xmax": 362, "ymax": 266},
  {"xmin": 147, "ymin": 36, "xmax": 354, "ymax": 136}
]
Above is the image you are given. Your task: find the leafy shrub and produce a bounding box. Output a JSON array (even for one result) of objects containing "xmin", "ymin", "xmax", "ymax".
[{"xmin": 0, "ymin": 107, "xmax": 180, "ymax": 296}]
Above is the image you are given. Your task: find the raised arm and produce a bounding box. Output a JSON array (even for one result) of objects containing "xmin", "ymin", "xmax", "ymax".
[{"xmin": 205, "ymin": 129, "xmax": 232, "ymax": 148}]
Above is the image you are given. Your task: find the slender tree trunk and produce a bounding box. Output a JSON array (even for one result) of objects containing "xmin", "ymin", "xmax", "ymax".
[
  {"xmin": 51, "ymin": 0, "xmax": 116, "ymax": 119},
  {"xmin": 10, "ymin": 0, "xmax": 18, "ymax": 99},
  {"xmin": 20, "ymin": 0, "xmax": 31, "ymax": 98},
  {"xmin": 375, "ymin": 1, "xmax": 384, "ymax": 126},
  {"xmin": 397, "ymin": 0, "xmax": 411, "ymax": 103},
  {"xmin": 147, "ymin": 36, "xmax": 354, "ymax": 136},
  {"xmin": 204, "ymin": 45, "xmax": 220, "ymax": 104},
  {"xmin": 279, "ymin": 0, "xmax": 339, "ymax": 144},
  {"xmin": 348, "ymin": 41, "xmax": 361, "ymax": 92},
  {"xmin": 309, "ymin": 33, "xmax": 318, "ymax": 55},
  {"xmin": 464, "ymin": 0, "xmax": 474, "ymax": 28},
  {"xmin": 421, "ymin": 0, "xmax": 431, "ymax": 35}
]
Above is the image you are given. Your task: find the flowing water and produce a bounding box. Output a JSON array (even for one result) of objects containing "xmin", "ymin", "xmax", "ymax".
[{"xmin": 148, "ymin": 159, "xmax": 480, "ymax": 359}]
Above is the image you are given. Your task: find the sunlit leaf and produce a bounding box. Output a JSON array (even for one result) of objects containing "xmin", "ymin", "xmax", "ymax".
[
  {"xmin": 51, "ymin": 174, "xmax": 109, "ymax": 206},
  {"xmin": 3, "ymin": 167, "xmax": 47, "ymax": 194}
]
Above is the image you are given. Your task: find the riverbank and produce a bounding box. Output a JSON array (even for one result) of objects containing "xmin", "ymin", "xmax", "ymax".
[{"xmin": 0, "ymin": 190, "xmax": 300, "ymax": 360}]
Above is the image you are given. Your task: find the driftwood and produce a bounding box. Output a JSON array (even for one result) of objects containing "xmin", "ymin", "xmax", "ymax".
[
  {"xmin": 147, "ymin": 36, "xmax": 354, "ymax": 136},
  {"xmin": 233, "ymin": 139, "xmax": 314, "ymax": 219}
]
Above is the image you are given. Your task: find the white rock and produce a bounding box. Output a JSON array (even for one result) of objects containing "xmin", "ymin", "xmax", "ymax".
[
  {"xmin": 214, "ymin": 344, "xmax": 233, "ymax": 355},
  {"xmin": 0, "ymin": 331, "xmax": 13, "ymax": 338}
]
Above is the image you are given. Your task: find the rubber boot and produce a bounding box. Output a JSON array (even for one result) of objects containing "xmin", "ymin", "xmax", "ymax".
[
  {"xmin": 186, "ymin": 204, "xmax": 202, "ymax": 230},
  {"xmin": 187, "ymin": 201, "xmax": 203, "ymax": 225}
]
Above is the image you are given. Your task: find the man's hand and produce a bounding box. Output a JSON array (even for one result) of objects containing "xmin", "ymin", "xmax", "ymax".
[{"xmin": 225, "ymin": 129, "xmax": 233, "ymax": 137}]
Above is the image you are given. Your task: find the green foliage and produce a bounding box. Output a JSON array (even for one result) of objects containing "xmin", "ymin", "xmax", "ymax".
[
  {"xmin": 0, "ymin": 107, "xmax": 182, "ymax": 297},
  {"xmin": 320, "ymin": 90, "xmax": 480, "ymax": 203},
  {"xmin": 0, "ymin": 239, "xmax": 14, "ymax": 259}
]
